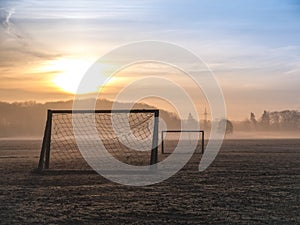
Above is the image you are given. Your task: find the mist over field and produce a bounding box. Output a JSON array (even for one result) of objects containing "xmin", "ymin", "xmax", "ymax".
[
  {"xmin": 0, "ymin": 99, "xmax": 179, "ymax": 138},
  {"xmin": 0, "ymin": 99, "xmax": 299, "ymax": 139}
]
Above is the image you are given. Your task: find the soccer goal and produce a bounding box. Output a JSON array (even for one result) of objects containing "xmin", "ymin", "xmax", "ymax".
[
  {"xmin": 37, "ymin": 109, "xmax": 159, "ymax": 172},
  {"xmin": 161, "ymin": 130, "xmax": 204, "ymax": 154}
]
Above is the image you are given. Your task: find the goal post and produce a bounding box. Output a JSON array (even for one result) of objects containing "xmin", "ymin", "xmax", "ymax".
[
  {"xmin": 161, "ymin": 130, "xmax": 205, "ymax": 154},
  {"xmin": 37, "ymin": 109, "xmax": 159, "ymax": 172}
]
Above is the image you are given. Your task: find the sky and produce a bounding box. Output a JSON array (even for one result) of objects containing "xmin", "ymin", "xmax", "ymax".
[{"xmin": 0, "ymin": 0, "xmax": 300, "ymax": 120}]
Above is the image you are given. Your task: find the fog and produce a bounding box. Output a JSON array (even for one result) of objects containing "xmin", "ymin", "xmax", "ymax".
[
  {"xmin": 0, "ymin": 99, "xmax": 179, "ymax": 138},
  {"xmin": 0, "ymin": 99, "xmax": 299, "ymax": 139}
]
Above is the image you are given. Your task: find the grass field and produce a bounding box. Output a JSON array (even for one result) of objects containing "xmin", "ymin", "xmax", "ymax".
[{"xmin": 0, "ymin": 139, "xmax": 299, "ymax": 224}]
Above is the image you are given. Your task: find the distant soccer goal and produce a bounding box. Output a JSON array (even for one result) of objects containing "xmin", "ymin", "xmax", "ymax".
[
  {"xmin": 161, "ymin": 130, "xmax": 205, "ymax": 154},
  {"xmin": 37, "ymin": 109, "xmax": 159, "ymax": 172}
]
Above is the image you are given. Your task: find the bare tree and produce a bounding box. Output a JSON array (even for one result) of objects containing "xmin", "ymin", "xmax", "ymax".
[
  {"xmin": 260, "ymin": 110, "xmax": 270, "ymax": 130},
  {"xmin": 218, "ymin": 119, "xmax": 233, "ymax": 134}
]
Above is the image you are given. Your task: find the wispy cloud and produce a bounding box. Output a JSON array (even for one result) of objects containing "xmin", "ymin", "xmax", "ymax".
[
  {"xmin": 0, "ymin": 6, "xmax": 26, "ymax": 40},
  {"xmin": 0, "ymin": 3, "xmax": 61, "ymax": 57},
  {"xmin": 0, "ymin": 3, "xmax": 62, "ymax": 84}
]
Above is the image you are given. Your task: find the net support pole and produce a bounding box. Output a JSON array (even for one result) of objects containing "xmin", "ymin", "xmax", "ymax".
[
  {"xmin": 37, "ymin": 109, "xmax": 52, "ymax": 171},
  {"xmin": 44, "ymin": 110, "xmax": 52, "ymax": 169},
  {"xmin": 150, "ymin": 110, "xmax": 159, "ymax": 165},
  {"xmin": 161, "ymin": 131, "xmax": 165, "ymax": 154},
  {"xmin": 201, "ymin": 131, "xmax": 205, "ymax": 154}
]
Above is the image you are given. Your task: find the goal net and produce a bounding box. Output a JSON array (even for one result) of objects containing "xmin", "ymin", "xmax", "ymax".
[
  {"xmin": 37, "ymin": 109, "xmax": 159, "ymax": 172},
  {"xmin": 161, "ymin": 130, "xmax": 204, "ymax": 154}
]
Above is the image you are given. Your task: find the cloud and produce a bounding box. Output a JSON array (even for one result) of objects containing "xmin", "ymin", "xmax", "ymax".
[
  {"xmin": 0, "ymin": 86, "xmax": 73, "ymax": 102},
  {"xmin": 0, "ymin": 7, "xmax": 25, "ymax": 40},
  {"xmin": 0, "ymin": 5, "xmax": 61, "ymax": 63}
]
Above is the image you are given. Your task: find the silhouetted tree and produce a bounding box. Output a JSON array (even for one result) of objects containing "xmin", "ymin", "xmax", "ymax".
[
  {"xmin": 186, "ymin": 112, "xmax": 197, "ymax": 129},
  {"xmin": 250, "ymin": 112, "xmax": 257, "ymax": 129},
  {"xmin": 218, "ymin": 119, "xmax": 233, "ymax": 134},
  {"xmin": 280, "ymin": 110, "xmax": 300, "ymax": 130},
  {"xmin": 270, "ymin": 111, "xmax": 280, "ymax": 129},
  {"xmin": 260, "ymin": 110, "xmax": 270, "ymax": 130}
]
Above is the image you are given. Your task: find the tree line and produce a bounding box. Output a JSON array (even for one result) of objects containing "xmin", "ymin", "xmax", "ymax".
[
  {"xmin": 0, "ymin": 99, "xmax": 180, "ymax": 138},
  {"xmin": 0, "ymin": 99, "xmax": 299, "ymax": 137},
  {"xmin": 236, "ymin": 110, "xmax": 300, "ymax": 131}
]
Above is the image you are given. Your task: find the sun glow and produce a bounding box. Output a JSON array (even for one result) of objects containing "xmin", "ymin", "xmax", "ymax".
[
  {"xmin": 40, "ymin": 58, "xmax": 97, "ymax": 94},
  {"xmin": 54, "ymin": 58, "xmax": 93, "ymax": 94}
]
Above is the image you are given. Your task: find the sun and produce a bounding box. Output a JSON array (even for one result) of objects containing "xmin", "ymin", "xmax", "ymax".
[
  {"xmin": 39, "ymin": 57, "xmax": 100, "ymax": 94},
  {"xmin": 37, "ymin": 57, "xmax": 124, "ymax": 95},
  {"xmin": 51, "ymin": 58, "xmax": 93, "ymax": 94}
]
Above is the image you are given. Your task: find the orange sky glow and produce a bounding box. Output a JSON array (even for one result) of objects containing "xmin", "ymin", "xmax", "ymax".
[{"xmin": 1, "ymin": 1, "xmax": 300, "ymax": 121}]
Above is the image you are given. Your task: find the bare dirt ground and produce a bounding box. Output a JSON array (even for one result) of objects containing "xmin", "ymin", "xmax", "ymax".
[{"xmin": 0, "ymin": 139, "xmax": 299, "ymax": 224}]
